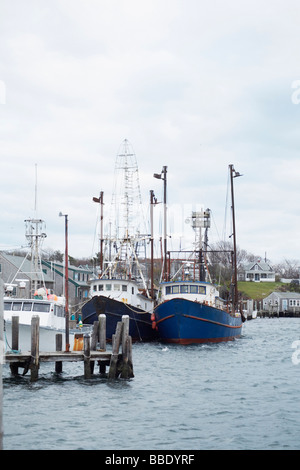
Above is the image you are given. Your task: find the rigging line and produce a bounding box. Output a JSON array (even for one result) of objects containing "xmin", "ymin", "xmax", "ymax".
[
  {"xmin": 222, "ymin": 167, "xmax": 231, "ymax": 242},
  {"xmin": 210, "ymin": 209, "xmax": 221, "ymax": 244},
  {"xmin": 91, "ymin": 203, "xmax": 100, "ymax": 260}
]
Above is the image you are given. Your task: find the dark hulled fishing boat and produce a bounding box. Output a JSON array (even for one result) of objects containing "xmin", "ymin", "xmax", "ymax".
[{"xmin": 81, "ymin": 278, "xmax": 157, "ymax": 341}]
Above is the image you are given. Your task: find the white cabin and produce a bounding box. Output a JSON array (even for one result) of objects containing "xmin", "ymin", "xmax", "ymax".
[
  {"xmin": 90, "ymin": 278, "xmax": 154, "ymax": 312},
  {"xmin": 160, "ymin": 280, "xmax": 222, "ymax": 308},
  {"xmin": 4, "ymin": 297, "xmax": 66, "ymax": 330}
]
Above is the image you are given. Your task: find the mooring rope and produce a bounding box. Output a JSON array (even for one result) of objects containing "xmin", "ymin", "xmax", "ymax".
[{"xmin": 3, "ymin": 320, "xmax": 21, "ymax": 354}]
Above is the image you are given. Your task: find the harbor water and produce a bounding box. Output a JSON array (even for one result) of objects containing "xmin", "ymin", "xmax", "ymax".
[{"xmin": 2, "ymin": 317, "xmax": 300, "ymax": 450}]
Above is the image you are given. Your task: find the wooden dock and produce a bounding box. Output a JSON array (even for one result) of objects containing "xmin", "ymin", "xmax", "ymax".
[{"xmin": 4, "ymin": 314, "xmax": 134, "ymax": 382}]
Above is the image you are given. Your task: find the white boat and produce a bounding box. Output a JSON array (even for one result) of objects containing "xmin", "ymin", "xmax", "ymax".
[
  {"xmin": 2, "ymin": 218, "xmax": 88, "ymax": 352},
  {"xmin": 3, "ymin": 289, "xmax": 87, "ymax": 352}
]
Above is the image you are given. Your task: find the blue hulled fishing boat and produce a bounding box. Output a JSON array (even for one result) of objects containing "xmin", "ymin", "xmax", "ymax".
[
  {"xmin": 154, "ymin": 280, "xmax": 243, "ymax": 344},
  {"xmin": 152, "ymin": 164, "xmax": 245, "ymax": 344}
]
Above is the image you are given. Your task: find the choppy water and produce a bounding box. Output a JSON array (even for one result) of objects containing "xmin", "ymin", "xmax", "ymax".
[{"xmin": 2, "ymin": 318, "xmax": 300, "ymax": 450}]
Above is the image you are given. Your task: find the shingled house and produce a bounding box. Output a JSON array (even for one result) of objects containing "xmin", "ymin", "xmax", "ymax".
[
  {"xmin": 240, "ymin": 260, "xmax": 275, "ymax": 282},
  {"xmin": 263, "ymin": 291, "xmax": 300, "ymax": 315},
  {"xmin": 41, "ymin": 260, "xmax": 93, "ymax": 307}
]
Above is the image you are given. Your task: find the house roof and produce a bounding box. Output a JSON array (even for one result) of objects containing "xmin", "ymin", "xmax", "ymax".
[
  {"xmin": 42, "ymin": 260, "xmax": 92, "ymax": 288},
  {"xmin": 42, "ymin": 260, "xmax": 93, "ymax": 274},
  {"xmin": 1, "ymin": 253, "xmax": 54, "ymax": 283},
  {"xmin": 243, "ymin": 260, "xmax": 274, "ymax": 272},
  {"xmin": 264, "ymin": 291, "xmax": 300, "ymax": 300}
]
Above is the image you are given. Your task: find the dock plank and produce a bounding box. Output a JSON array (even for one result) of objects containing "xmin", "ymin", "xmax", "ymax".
[{"xmin": 4, "ymin": 350, "xmax": 116, "ymax": 363}]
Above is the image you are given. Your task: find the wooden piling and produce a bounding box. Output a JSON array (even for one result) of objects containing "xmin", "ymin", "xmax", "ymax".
[
  {"xmin": 83, "ymin": 334, "xmax": 91, "ymax": 379},
  {"xmin": 120, "ymin": 315, "xmax": 134, "ymax": 378},
  {"xmin": 108, "ymin": 321, "xmax": 123, "ymax": 379},
  {"xmin": 120, "ymin": 334, "xmax": 134, "ymax": 379},
  {"xmin": 99, "ymin": 314, "xmax": 106, "ymax": 351},
  {"xmin": 90, "ymin": 321, "xmax": 99, "ymax": 375},
  {"xmin": 98, "ymin": 314, "xmax": 107, "ymax": 374},
  {"xmin": 55, "ymin": 333, "xmax": 63, "ymax": 373},
  {"xmin": 10, "ymin": 316, "xmax": 19, "ymax": 375},
  {"xmin": 122, "ymin": 315, "xmax": 129, "ymax": 354},
  {"xmin": 30, "ymin": 315, "xmax": 40, "ymax": 382},
  {"xmin": 108, "ymin": 315, "xmax": 134, "ymax": 379}
]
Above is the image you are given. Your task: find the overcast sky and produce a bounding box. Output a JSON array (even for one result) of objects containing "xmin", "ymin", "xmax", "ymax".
[{"xmin": 1, "ymin": 0, "xmax": 300, "ymax": 264}]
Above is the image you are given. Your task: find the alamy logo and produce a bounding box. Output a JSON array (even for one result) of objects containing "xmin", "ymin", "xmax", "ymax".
[
  {"xmin": 291, "ymin": 80, "xmax": 300, "ymax": 104},
  {"xmin": 291, "ymin": 340, "xmax": 300, "ymax": 365},
  {"xmin": 0, "ymin": 80, "xmax": 5, "ymax": 104}
]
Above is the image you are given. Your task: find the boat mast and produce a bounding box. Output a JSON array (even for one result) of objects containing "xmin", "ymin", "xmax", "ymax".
[
  {"xmin": 150, "ymin": 190, "xmax": 158, "ymax": 298},
  {"xmin": 229, "ymin": 164, "xmax": 242, "ymax": 312},
  {"xmin": 153, "ymin": 166, "xmax": 168, "ymax": 281},
  {"xmin": 93, "ymin": 191, "xmax": 104, "ymax": 276},
  {"xmin": 100, "ymin": 140, "xmax": 149, "ymax": 290},
  {"xmin": 188, "ymin": 209, "xmax": 210, "ymax": 281},
  {"xmin": 24, "ymin": 218, "xmax": 47, "ymax": 295}
]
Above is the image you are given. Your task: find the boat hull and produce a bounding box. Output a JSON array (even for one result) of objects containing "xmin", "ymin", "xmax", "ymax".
[
  {"xmin": 3, "ymin": 320, "xmax": 89, "ymax": 352},
  {"xmin": 82, "ymin": 296, "xmax": 158, "ymax": 342},
  {"xmin": 154, "ymin": 298, "xmax": 242, "ymax": 344}
]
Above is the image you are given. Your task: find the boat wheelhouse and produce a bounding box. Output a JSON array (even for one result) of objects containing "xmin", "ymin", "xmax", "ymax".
[
  {"xmin": 4, "ymin": 296, "xmax": 65, "ymax": 331},
  {"xmin": 90, "ymin": 278, "xmax": 154, "ymax": 313},
  {"xmin": 160, "ymin": 280, "xmax": 225, "ymax": 309}
]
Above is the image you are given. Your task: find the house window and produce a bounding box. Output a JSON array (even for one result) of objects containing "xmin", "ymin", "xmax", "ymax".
[
  {"xmin": 180, "ymin": 285, "xmax": 188, "ymax": 293},
  {"xmin": 165, "ymin": 286, "xmax": 171, "ymax": 294},
  {"xmin": 190, "ymin": 285, "xmax": 198, "ymax": 294},
  {"xmin": 172, "ymin": 285, "xmax": 179, "ymax": 294},
  {"xmin": 122, "ymin": 285, "xmax": 127, "ymax": 292}
]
